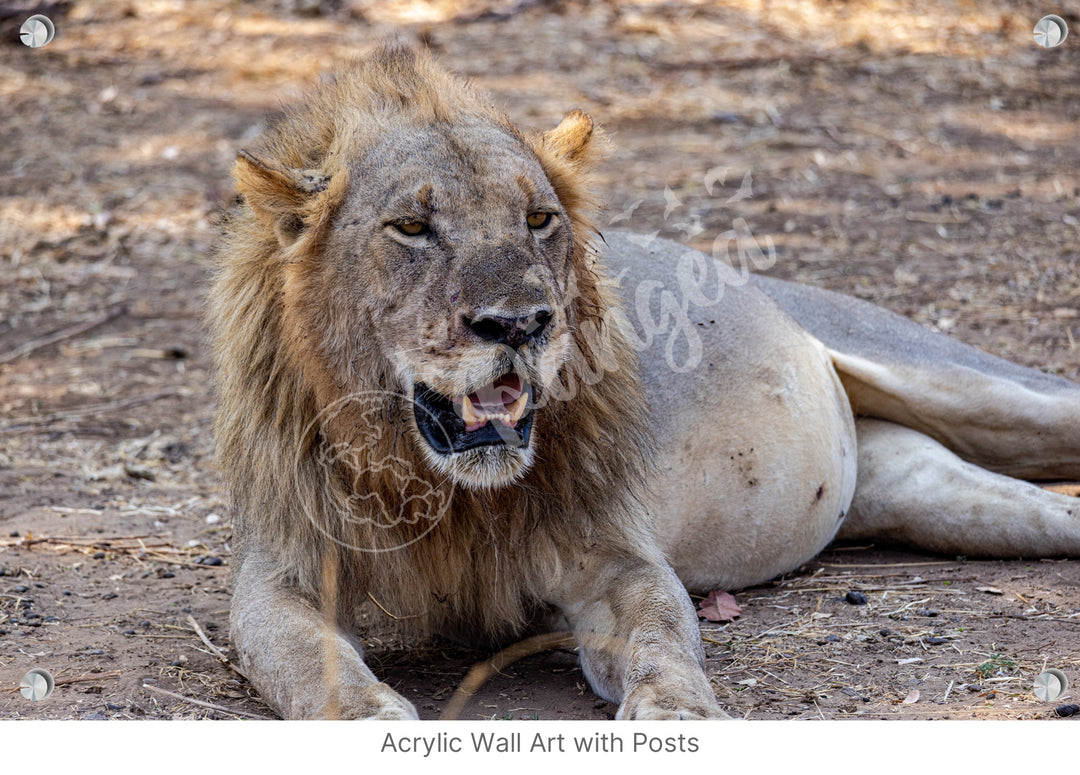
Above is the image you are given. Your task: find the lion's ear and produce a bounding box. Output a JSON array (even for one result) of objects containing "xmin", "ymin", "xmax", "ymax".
[
  {"xmin": 541, "ymin": 110, "xmax": 596, "ymax": 165},
  {"xmin": 532, "ymin": 110, "xmax": 606, "ymax": 228},
  {"xmin": 234, "ymin": 150, "xmax": 335, "ymax": 246}
]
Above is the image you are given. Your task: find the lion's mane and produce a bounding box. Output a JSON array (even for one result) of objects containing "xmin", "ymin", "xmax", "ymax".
[{"xmin": 208, "ymin": 45, "xmax": 655, "ymax": 645}]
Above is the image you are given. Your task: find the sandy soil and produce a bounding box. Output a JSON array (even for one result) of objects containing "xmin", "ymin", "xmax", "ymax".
[{"xmin": 1, "ymin": 0, "xmax": 1078, "ymax": 721}]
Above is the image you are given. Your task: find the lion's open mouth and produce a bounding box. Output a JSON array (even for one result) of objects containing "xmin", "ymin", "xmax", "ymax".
[{"xmin": 413, "ymin": 373, "xmax": 535, "ymax": 454}]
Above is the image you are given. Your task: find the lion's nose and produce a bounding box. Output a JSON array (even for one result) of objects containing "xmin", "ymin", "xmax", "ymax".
[{"xmin": 463, "ymin": 308, "xmax": 553, "ymax": 348}]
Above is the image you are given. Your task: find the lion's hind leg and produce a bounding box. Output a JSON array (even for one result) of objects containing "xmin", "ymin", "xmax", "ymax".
[
  {"xmin": 838, "ymin": 418, "xmax": 1080, "ymax": 557},
  {"xmin": 753, "ymin": 274, "xmax": 1080, "ymax": 480}
]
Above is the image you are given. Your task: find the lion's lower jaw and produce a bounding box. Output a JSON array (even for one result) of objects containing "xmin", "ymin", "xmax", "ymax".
[{"xmin": 421, "ymin": 442, "xmax": 535, "ymax": 491}]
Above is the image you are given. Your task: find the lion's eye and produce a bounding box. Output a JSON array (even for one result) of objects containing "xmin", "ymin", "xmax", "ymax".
[
  {"xmin": 395, "ymin": 221, "xmax": 429, "ymax": 237},
  {"xmin": 526, "ymin": 212, "xmax": 553, "ymax": 230}
]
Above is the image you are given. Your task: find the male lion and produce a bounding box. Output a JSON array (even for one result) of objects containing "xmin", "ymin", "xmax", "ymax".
[{"xmin": 207, "ymin": 44, "xmax": 1080, "ymax": 720}]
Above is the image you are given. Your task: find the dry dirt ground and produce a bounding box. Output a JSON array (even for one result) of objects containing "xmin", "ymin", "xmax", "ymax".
[{"xmin": 2, "ymin": 0, "xmax": 1079, "ymax": 722}]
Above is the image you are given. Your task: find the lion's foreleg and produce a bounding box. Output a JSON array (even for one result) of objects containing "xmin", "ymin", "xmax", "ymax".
[
  {"xmin": 230, "ymin": 547, "xmax": 418, "ymax": 719},
  {"xmin": 839, "ymin": 418, "xmax": 1080, "ymax": 556},
  {"xmin": 552, "ymin": 554, "xmax": 727, "ymax": 719}
]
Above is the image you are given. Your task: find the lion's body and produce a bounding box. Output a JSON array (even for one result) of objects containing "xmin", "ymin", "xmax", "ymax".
[{"xmin": 208, "ymin": 45, "xmax": 1080, "ymax": 719}]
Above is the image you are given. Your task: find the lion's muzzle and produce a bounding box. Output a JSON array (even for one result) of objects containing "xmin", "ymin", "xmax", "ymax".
[{"xmin": 413, "ymin": 373, "xmax": 535, "ymax": 454}]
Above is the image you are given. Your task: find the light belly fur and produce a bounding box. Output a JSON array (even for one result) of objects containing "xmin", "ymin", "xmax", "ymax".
[{"xmin": 602, "ymin": 232, "xmax": 858, "ymax": 590}]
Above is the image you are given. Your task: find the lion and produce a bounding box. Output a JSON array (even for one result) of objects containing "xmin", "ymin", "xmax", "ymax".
[{"xmin": 207, "ymin": 44, "xmax": 1080, "ymax": 720}]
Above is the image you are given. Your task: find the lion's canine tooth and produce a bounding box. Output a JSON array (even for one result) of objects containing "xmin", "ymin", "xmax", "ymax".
[
  {"xmin": 507, "ymin": 391, "xmax": 529, "ymax": 425},
  {"xmin": 461, "ymin": 394, "xmax": 480, "ymax": 426}
]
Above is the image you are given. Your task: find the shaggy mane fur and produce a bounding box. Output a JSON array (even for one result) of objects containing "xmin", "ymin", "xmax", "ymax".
[{"xmin": 208, "ymin": 44, "xmax": 656, "ymax": 645}]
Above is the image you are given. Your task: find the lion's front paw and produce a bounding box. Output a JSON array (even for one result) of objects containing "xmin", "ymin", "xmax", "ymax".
[
  {"xmin": 340, "ymin": 683, "xmax": 419, "ymax": 720},
  {"xmin": 297, "ymin": 681, "xmax": 419, "ymax": 720},
  {"xmin": 616, "ymin": 683, "xmax": 729, "ymax": 720}
]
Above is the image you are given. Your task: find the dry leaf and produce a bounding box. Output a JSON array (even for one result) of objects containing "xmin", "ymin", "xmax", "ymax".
[
  {"xmin": 697, "ymin": 589, "xmax": 742, "ymax": 622},
  {"xmin": 903, "ymin": 689, "xmax": 920, "ymax": 704},
  {"xmin": 977, "ymin": 586, "xmax": 1004, "ymax": 595}
]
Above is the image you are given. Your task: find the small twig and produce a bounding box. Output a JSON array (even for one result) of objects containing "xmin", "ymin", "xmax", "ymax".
[
  {"xmin": 820, "ymin": 561, "xmax": 955, "ymax": 569},
  {"xmin": 0, "ymin": 388, "xmax": 184, "ymax": 429},
  {"xmin": 441, "ymin": 631, "xmax": 576, "ymax": 720},
  {"xmin": 186, "ymin": 615, "xmax": 246, "ymax": 679},
  {"xmin": 458, "ymin": 0, "xmax": 543, "ymax": 23},
  {"xmin": 1, "ymin": 669, "xmax": 122, "ymax": 693},
  {"xmin": 141, "ymin": 683, "xmax": 271, "ymax": 720},
  {"xmin": 0, "ymin": 533, "xmax": 169, "ymax": 549},
  {"xmin": 54, "ymin": 669, "xmax": 123, "ymax": 687},
  {"xmin": 366, "ymin": 590, "xmax": 425, "ymax": 621},
  {"xmin": 0, "ymin": 303, "xmax": 128, "ymax": 365}
]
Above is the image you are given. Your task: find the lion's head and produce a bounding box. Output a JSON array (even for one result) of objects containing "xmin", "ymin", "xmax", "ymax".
[{"xmin": 225, "ymin": 45, "xmax": 611, "ymax": 491}]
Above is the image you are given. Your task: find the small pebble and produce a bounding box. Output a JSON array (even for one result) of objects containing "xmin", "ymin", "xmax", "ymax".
[
  {"xmin": 123, "ymin": 629, "xmax": 135, "ymax": 636},
  {"xmin": 924, "ymin": 637, "xmax": 948, "ymax": 645},
  {"xmin": 1055, "ymin": 704, "xmax": 1079, "ymax": 718},
  {"xmin": 879, "ymin": 628, "xmax": 893, "ymax": 637},
  {"xmin": 845, "ymin": 590, "xmax": 868, "ymax": 605},
  {"xmin": 917, "ymin": 609, "xmax": 939, "ymax": 617},
  {"xmin": 11, "ymin": 584, "xmax": 29, "ymax": 593},
  {"xmin": 23, "ymin": 612, "xmax": 41, "ymax": 619},
  {"xmin": 139, "ymin": 620, "xmax": 150, "ymax": 628},
  {"xmin": 105, "ymin": 703, "xmax": 125, "ymax": 711},
  {"xmin": 84, "ymin": 648, "xmax": 105, "ymax": 655},
  {"xmin": 43, "ymin": 615, "xmax": 59, "ymax": 622},
  {"xmin": 62, "ymin": 589, "xmax": 72, "ymax": 596},
  {"xmin": 92, "ymin": 551, "xmax": 106, "ymax": 560},
  {"xmin": 102, "ymin": 593, "xmax": 118, "ymax": 600},
  {"xmin": 9, "ymin": 531, "xmax": 19, "ymax": 538},
  {"xmin": 181, "ymin": 606, "xmax": 191, "ymax": 613},
  {"xmin": 198, "ymin": 556, "xmax": 223, "ymax": 567}
]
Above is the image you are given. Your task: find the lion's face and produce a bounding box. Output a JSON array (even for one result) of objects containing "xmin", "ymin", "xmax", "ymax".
[{"xmin": 318, "ymin": 118, "xmax": 581, "ymax": 489}]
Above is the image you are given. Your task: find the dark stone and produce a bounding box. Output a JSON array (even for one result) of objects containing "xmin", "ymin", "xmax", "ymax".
[{"xmin": 845, "ymin": 590, "xmax": 868, "ymax": 605}]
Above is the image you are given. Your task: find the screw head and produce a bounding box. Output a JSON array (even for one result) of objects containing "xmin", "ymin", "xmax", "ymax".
[
  {"xmin": 1033, "ymin": 669, "xmax": 1069, "ymax": 702},
  {"xmin": 19, "ymin": 668, "xmax": 55, "ymax": 701},
  {"xmin": 1033, "ymin": 15, "xmax": 1069, "ymax": 48},
  {"xmin": 19, "ymin": 14, "xmax": 55, "ymax": 48}
]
